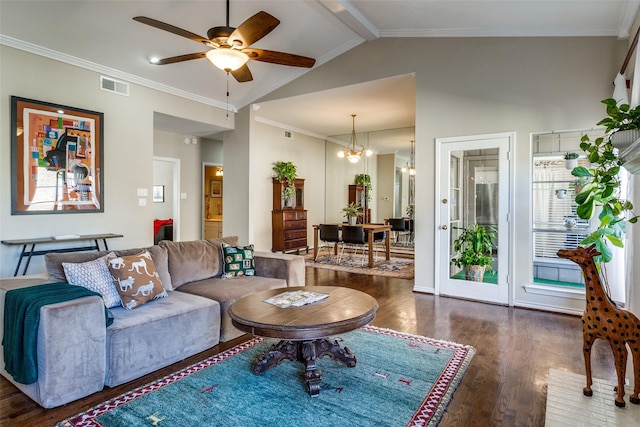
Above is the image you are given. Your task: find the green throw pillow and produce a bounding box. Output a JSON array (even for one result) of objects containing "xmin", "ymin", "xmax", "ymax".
[{"xmin": 221, "ymin": 243, "xmax": 255, "ymax": 278}]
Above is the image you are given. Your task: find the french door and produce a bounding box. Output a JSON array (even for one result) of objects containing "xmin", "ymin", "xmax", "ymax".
[{"xmin": 435, "ymin": 133, "xmax": 513, "ymax": 305}]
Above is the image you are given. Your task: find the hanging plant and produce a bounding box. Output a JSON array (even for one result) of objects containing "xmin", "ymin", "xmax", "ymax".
[
  {"xmin": 354, "ymin": 173, "xmax": 372, "ymax": 201},
  {"xmin": 572, "ymin": 124, "xmax": 638, "ymax": 263},
  {"xmin": 272, "ymin": 161, "xmax": 297, "ymax": 187}
]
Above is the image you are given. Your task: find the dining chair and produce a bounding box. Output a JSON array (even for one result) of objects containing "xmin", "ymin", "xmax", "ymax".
[
  {"xmin": 388, "ymin": 218, "xmax": 407, "ymax": 246},
  {"xmin": 315, "ymin": 224, "xmax": 341, "ymax": 262},
  {"xmin": 338, "ymin": 225, "xmax": 367, "ymax": 265}
]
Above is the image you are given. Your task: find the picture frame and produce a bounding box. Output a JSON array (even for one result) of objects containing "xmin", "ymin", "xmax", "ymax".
[
  {"xmin": 153, "ymin": 185, "xmax": 164, "ymax": 203},
  {"xmin": 10, "ymin": 96, "xmax": 104, "ymax": 214},
  {"xmin": 210, "ymin": 180, "xmax": 222, "ymax": 198}
]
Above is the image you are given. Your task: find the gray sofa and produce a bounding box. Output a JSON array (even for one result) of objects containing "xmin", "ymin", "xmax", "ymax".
[{"xmin": 0, "ymin": 236, "xmax": 305, "ymax": 408}]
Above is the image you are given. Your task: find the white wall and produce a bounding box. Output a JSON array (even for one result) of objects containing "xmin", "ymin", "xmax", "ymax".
[
  {"xmin": 0, "ymin": 46, "xmax": 230, "ymax": 277},
  {"xmin": 255, "ymin": 36, "xmax": 627, "ymax": 311},
  {"xmin": 248, "ymin": 119, "xmax": 325, "ymax": 251},
  {"xmin": 153, "ymin": 129, "xmax": 202, "ymax": 241},
  {"xmin": 152, "ymin": 159, "xmax": 174, "ymax": 221}
]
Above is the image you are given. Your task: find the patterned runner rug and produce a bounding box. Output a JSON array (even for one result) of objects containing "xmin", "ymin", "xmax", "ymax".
[
  {"xmin": 304, "ymin": 253, "xmax": 414, "ymax": 279},
  {"xmin": 58, "ymin": 326, "xmax": 474, "ymax": 427}
]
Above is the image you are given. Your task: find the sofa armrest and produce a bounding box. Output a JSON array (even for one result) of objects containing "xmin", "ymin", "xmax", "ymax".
[
  {"xmin": 253, "ymin": 252, "xmax": 305, "ymax": 287},
  {"xmin": 0, "ymin": 278, "xmax": 106, "ymax": 408}
]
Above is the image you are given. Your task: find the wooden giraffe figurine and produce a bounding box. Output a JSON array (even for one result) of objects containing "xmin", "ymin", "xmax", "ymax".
[{"xmin": 557, "ymin": 245, "xmax": 640, "ymax": 407}]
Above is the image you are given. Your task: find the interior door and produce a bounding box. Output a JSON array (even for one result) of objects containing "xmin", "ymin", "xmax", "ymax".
[{"xmin": 435, "ymin": 133, "xmax": 512, "ymax": 305}]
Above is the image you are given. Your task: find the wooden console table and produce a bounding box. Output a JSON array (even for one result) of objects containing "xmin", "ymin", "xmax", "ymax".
[{"xmin": 1, "ymin": 233, "xmax": 123, "ymax": 276}]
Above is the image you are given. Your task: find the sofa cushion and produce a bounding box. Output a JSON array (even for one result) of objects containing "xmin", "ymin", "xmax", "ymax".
[
  {"xmin": 221, "ymin": 243, "xmax": 255, "ymax": 278},
  {"xmin": 177, "ymin": 275, "xmax": 287, "ymax": 342},
  {"xmin": 45, "ymin": 246, "xmax": 173, "ymax": 291},
  {"xmin": 62, "ymin": 254, "xmax": 121, "ymax": 308},
  {"xmin": 104, "ymin": 291, "xmax": 220, "ymax": 387},
  {"xmin": 106, "ymin": 251, "xmax": 167, "ymax": 310},
  {"xmin": 159, "ymin": 236, "xmax": 239, "ymax": 288}
]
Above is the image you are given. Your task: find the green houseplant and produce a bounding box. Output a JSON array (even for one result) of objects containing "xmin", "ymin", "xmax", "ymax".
[
  {"xmin": 272, "ymin": 161, "xmax": 297, "ymax": 206},
  {"xmin": 564, "ymin": 152, "xmax": 579, "ymax": 170},
  {"xmin": 342, "ymin": 202, "xmax": 362, "ymax": 226},
  {"xmin": 571, "ymin": 98, "xmax": 638, "ymax": 264},
  {"xmin": 354, "ymin": 173, "xmax": 372, "ymax": 202},
  {"xmin": 597, "ymin": 97, "xmax": 640, "ymax": 151},
  {"xmin": 451, "ymin": 223, "xmax": 497, "ymax": 282}
]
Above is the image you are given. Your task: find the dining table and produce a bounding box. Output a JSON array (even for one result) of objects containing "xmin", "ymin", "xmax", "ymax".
[{"xmin": 312, "ymin": 223, "xmax": 391, "ymax": 268}]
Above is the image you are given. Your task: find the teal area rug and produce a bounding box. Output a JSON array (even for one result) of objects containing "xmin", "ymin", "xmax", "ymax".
[{"xmin": 58, "ymin": 326, "xmax": 474, "ymax": 427}]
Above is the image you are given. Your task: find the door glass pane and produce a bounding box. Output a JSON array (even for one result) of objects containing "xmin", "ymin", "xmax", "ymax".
[{"xmin": 449, "ymin": 149, "xmax": 499, "ymax": 284}]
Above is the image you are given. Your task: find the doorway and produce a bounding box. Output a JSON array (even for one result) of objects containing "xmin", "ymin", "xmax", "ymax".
[
  {"xmin": 153, "ymin": 157, "xmax": 180, "ymax": 242},
  {"xmin": 435, "ymin": 133, "xmax": 513, "ymax": 305}
]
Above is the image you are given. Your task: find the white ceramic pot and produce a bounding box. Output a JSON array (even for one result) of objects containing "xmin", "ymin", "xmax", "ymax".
[
  {"xmin": 565, "ymin": 158, "xmax": 578, "ymax": 170},
  {"xmin": 348, "ymin": 216, "xmax": 357, "ymax": 226}
]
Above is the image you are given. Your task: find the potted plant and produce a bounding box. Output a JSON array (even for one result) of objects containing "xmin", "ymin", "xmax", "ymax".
[
  {"xmin": 572, "ymin": 103, "xmax": 638, "ymax": 264},
  {"xmin": 450, "ymin": 223, "xmax": 497, "ymax": 282},
  {"xmin": 555, "ymin": 189, "xmax": 568, "ymax": 199},
  {"xmin": 272, "ymin": 161, "xmax": 297, "ymax": 207},
  {"xmin": 342, "ymin": 202, "xmax": 362, "ymax": 226},
  {"xmin": 564, "ymin": 152, "xmax": 579, "ymax": 170},
  {"xmin": 595, "ymin": 97, "xmax": 640, "ymax": 152},
  {"xmin": 405, "ymin": 204, "xmax": 414, "ymax": 219},
  {"xmin": 354, "ymin": 173, "xmax": 372, "ymax": 202}
]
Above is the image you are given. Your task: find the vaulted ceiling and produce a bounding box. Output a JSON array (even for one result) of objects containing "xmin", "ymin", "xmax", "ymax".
[{"xmin": 1, "ymin": 0, "xmax": 638, "ymax": 149}]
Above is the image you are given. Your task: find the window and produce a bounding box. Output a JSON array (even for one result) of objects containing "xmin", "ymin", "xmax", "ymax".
[{"xmin": 531, "ymin": 130, "xmax": 603, "ymax": 288}]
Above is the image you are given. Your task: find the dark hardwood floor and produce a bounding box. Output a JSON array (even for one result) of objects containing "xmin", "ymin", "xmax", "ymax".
[{"xmin": 1, "ymin": 268, "xmax": 616, "ymax": 426}]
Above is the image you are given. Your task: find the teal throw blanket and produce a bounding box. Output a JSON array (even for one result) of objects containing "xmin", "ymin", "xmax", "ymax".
[{"xmin": 3, "ymin": 282, "xmax": 113, "ymax": 384}]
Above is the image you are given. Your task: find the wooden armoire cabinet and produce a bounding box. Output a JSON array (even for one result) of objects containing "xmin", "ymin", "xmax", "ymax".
[
  {"xmin": 348, "ymin": 184, "xmax": 371, "ymax": 223},
  {"xmin": 272, "ymin": 178, "xmax": 308, "ymax": 252}
]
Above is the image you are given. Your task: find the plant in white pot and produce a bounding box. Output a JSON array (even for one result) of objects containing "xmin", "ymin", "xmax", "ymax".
[
  {"xmin": 342, "ymin": 202, "xmax": 362, "ymax": 226},
  {"xmin": 596, "ymin": 97, "xmax": 640, "ymax": 152},
  {"xmin": 451, "ymin": 223, "xmax": 497, "ymax": 282},
  {"xmin": 564, "ymin": 152, "xmax": 580, "ymax": 170}
]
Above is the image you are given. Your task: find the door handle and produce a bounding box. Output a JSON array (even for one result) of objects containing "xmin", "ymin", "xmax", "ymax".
[
  {"xmin": 442, "ymin": 199, "xmax": 448, "ymax": 204},
  {"xmin": 441, "ymin": 225, "xmax": 448, "ymax": 230}
]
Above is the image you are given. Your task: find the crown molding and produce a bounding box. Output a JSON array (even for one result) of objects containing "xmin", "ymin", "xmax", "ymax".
[{"xmin": 0, "ymin": 35, "xmax": 234, "ymax": 112}]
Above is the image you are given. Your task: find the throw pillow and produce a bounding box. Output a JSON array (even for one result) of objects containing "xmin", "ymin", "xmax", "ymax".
[
  {"xmin": 106, "ymin": 250, "xmax": 167, "ymax": 310},
  {"xmin": 62, "ymin": 253, "xmax": 121, "ymax": 308},
  {"xmin": 221, "ymin": 243, "xmax": 255, "ymax": 278}
]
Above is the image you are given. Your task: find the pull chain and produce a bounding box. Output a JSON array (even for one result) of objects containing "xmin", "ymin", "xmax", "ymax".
[{"xmin": 225, "ymin": 71, "xmax": 230, "ymax": 120}]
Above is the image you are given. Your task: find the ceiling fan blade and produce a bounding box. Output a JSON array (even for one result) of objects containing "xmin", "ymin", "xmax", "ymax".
[
  {"xmin": 133, "ymin": 16, "xmax": 209, "ymax": 45},
  {"xmin": 228, "ymin": 11, "xmax": 280, "ymax": 48},
  {"xmin": 153, "ymin": 52, "xmax": 208, "ymax": 65},
  {"xmin": 230, "ymin": 64, "xmax": 253, "ymax": 82},
  {"xmin": 243, "ymin": 48, "xmax": 315, "ymax": 68}
]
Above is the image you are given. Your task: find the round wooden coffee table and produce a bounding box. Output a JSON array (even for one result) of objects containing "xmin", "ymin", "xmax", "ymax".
[{"xmin": 228, "ymin": 286, "xmax": 378, "ymax": 396}]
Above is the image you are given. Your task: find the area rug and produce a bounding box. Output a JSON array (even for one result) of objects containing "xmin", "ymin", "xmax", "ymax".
[
  {"xmin": 58, "ymin": 326, "xmax": 474, "ymax": 427},
  {"xmin": 305, "ymin": 253, "xmax": 414, "ymax": 279},
  {"xmin": 545, "ymin": 369, "xmax": 640, "ymax": 426}
]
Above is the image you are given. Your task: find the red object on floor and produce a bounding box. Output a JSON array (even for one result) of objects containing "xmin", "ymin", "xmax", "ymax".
[{"xmin": 153, "ymin": 219, "xmax": 173, "ymax": 238}]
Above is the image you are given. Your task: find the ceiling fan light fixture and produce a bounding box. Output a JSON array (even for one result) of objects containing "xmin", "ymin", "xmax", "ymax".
[{"xmin": 206, "ymin": 48, "xmax": 249, "ymax": 71}]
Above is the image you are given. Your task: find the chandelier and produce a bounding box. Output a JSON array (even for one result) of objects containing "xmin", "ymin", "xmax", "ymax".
[
  {"xmin": 401, "ymin": 139, "xmax": 416, "ymax": 175},
  {"xmin": 337, "ymin": 114, "xmax": 373, "ymax": 163}
]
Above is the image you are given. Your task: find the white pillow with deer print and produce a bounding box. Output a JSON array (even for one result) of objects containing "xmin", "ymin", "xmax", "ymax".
[
  {"xmin": 106, "ymin": 250, "xmax": 167, "ymax": 310},
  {"xmin": 62, "ymin": 253, "xmax": 122, "ymax": 308}
]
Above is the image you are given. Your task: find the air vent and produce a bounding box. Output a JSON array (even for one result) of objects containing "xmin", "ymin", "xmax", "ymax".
[
  {"xmin": 100, "ymin": 76, "xmax": 129, "ymax": 96},
  {"xmin": 284, "ymin": 130, "xmax": 293, "ymax": 140}
]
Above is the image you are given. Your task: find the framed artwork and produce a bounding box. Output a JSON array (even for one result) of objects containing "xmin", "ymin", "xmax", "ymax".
[
  {"xmin": 10, "ymin": 96, "xmax": 104, "ymax": 214},
  {"xmin": 210, "ymin": 180, "xmax": 222, "ymax": 198},
  {"xmin": 153, "ymin": 185, "xmax": 164, "ymax": 203}
]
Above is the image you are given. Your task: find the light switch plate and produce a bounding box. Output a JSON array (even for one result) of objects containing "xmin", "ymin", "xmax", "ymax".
[
  {"xmin": 138, "ymin": 198, "xmax": 147, "ymax": 206},
  {"xmin": 136, "ymin": 188, "xmax": 148, "ymax": 197},
  {"xmin": 181, "ymin": 192, "xmax": 187, "ymax": 200}
]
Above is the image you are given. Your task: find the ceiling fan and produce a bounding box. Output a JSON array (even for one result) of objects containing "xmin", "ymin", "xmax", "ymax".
[{"xmin": 133, "ymin": 0, "xmax": 316, "ymax": 83}]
